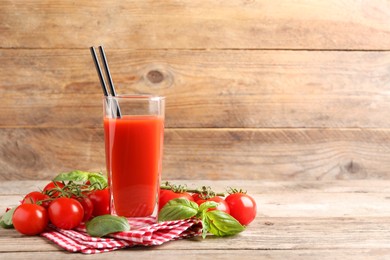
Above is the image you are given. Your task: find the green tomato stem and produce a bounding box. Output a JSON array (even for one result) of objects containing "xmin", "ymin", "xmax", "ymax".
[{"xmin": 160, "ymin": 183, "xmax": 225, "ymax": 198}]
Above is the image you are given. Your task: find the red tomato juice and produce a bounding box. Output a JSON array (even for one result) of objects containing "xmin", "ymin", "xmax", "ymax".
[{"xmin": 104, "ymin": 115, "xmax": 164, "ymax": 217}]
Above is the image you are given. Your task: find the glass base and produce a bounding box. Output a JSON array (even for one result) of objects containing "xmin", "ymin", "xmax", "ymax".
[{"xmin": 110, "ymin": 199, "xmax": 159, "ymax": 227}]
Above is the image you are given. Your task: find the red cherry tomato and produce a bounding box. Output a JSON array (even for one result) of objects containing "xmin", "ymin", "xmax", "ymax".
[
  {"xmin": 88, "ymin": 189, "xmax": 110, "ymax": 216},
  {"xmin": 159, "ymin": 189, "xmax": 194, "ymax": 211},
  {"xmin": 225, "ymin": 193, "xmax": 257, "ymax": 226},
  {"xmin": 48, "ymin": 197, "xmax": 84, "ymax": 229},
  {"xmin": 21, "ymin": 191, "xmax": 51, "ymax": 208},
  {"xmin": 195, "ymin": 196, "xmax": 230, "ymax": 214},
  {"xmin": 191, "ymin": 193, "xmax": 201, "ymax": 201},
  {"xmin": 12, "ymin": 204, "xmax": 48, "ymax": 235},
  {"xmin": 76, "ymin": 196, "xmax": 94, "ymax": 222},
  {"xmin": 43, "ymin": 181, "xmax": 65, "ymax": 198}
]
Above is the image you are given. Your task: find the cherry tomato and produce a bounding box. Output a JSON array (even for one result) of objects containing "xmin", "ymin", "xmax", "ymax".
[
  {"xmin": 88, "ymin": 189, "xmax": 110, "ymax": 216},
  {"xmin": 159, "ymin": 189, "xmax": 194, "ymax": 211},
  {"xmin": 76, "ymin": 196, "xmax": 94, "ymax": 222},
  {"xmin": 195, "ymin": 196, "xmax": 230, "ymax": 214},
  {"xmin": 21, "ymin": 191, "xmax": 51, "ymax": 208},
  {"xmin": 191, "ymin": 193, "xmax": 201, "ymax": 201},
  {"xmin": 12, "ymin": 204, "xmax": 48, "ymax": 235},
  {"xmin": 43, "ymin": 181, "xmax": 65, "ymax": 198},
  {"xmin": 225, "ymin": 193, "xmax": 257, "ymax": 226},
  {"xmin": 48, "ymin": 197, "xmax": 84, "ymax": 229}
]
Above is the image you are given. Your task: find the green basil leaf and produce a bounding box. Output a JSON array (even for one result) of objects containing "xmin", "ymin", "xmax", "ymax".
[
  {"xmin": 204, "ymin": 210, "xmax": 245, "ymax": 237},
  {"xmin": 158, "ymin": 198, "xmax": 199, "ymax": 222},
  {"xmin": 53, "ymin": 170, "xmax": 108, "ymax": 189},
  {"xmin": 199, "ymin": 201, "xmax": 219, "ymax": 212},
  {"xmin": 198, "ymin": 201, "xmax": 219, "ymax": 238},
  {"xmin": 0, "ymin": 207, "xmax": 16, "ymax": 229},
  {"xmin": 86, "ymin": 214, "xmax": 130, "ymax": 237},
  {"xmin": 54, "ymin": 170, "xmax": 89, "ymax": 182},
  {"xmin": 201, "ymin": 210, "xmax": 210, "ymax": 239},
  {"xmin": 86, "ymin": 172, "xmax": 108, "ymax": 189}
]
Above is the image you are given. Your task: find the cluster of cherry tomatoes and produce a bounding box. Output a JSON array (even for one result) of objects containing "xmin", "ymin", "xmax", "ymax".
[
  {"xmin": 159, "ymin": 187, "xmax": 257, "ymax": 226},
  {"xmin": 12, "ymin": 181, "xmax": 110, "ymax": 235},
  {"xmin": 9, "ymin": 180, "xmax": 257, "ymax": 236}
]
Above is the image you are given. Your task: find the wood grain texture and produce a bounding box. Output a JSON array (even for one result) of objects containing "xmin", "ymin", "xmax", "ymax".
[
  {"xmin": 1, "ymin": 180, "xmax": 390, "ymax": 259},
  {"xmin": 1, "ymin": 0, "xmax": 390, "ymax": 49},
  {"xmin": 1, "ymin": 128, "xmax": 390, "ymax": 181},
  {"xmin": 1, "ymin": 218, "xmax": 389, "ymax": 251},
  {"xmin": 1, "ymin": 250, "xmax": 390, "ymax": 260},
  {"xmin": 1, "ymin": 1, "xmax": 390, "ymax": 182},
  {"xmin": 1, "ymin": 49, "xmax": 390, "ymax": 128}
]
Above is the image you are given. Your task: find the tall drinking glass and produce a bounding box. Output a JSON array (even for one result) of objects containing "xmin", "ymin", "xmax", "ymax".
[{"xmin": 103, "ymin": 95, "xmax": 165, "ymax": 222}]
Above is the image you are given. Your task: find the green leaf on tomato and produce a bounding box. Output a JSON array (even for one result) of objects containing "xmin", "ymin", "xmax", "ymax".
[
  {"xmin": 158, "ymin": 198, "xmax": 199, "ymax": 222},
  {"xmin": 0, "ymin": 207, "xmax": 16, "ymax": 229},
  {"xmin": 204, "ymin": 210, "xmax": 245, "ymax": 237},
  {"xmin": 199, "ymin": 201, "xmax": 219, "ymax": 212},
  {"xmin": 87, "ymin": 172, "xmax": 108, "ymax": 189}
]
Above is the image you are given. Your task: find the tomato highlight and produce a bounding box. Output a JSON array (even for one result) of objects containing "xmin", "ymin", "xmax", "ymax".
[
  {"xmin": 48, "ymin": 198, "xmax": 84, "ymax": 230},
  {"xmin": 12, "ymin": 204, "xmax": 48, "ymax": 235},
  {"xmin": 225, "ymin": 193, "xmax": 257, "ymax": 226}
]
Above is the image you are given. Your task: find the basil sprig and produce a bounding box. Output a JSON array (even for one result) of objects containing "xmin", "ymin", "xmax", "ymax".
[{"xmin": 158, "ymin": 198, "xmax": 245, "ymax": 238}]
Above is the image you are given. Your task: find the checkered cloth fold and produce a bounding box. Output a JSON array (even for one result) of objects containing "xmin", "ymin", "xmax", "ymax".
[{"xmin": 41, "ymin": 217, "xmax": 202, "ymax": 254}]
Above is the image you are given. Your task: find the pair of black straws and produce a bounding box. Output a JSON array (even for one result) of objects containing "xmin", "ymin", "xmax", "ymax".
[{"xmin": 90, "ymin": 46, "xmax": 122, "ymax": 117}]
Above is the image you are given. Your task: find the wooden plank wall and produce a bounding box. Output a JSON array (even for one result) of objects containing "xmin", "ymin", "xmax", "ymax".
[{"xmin": 1, "ymin": 0, "xmax": 390, "ymax": 181}]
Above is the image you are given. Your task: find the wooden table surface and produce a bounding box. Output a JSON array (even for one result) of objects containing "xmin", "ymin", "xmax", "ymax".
[{"xmin": 0, "ymin": 179, "xmax": 389, "ymax": 259}]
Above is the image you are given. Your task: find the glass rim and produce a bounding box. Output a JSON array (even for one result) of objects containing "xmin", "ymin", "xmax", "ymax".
[{"xmin": 104, "ymin": 94, "xmax": 165, "ymax": 101}]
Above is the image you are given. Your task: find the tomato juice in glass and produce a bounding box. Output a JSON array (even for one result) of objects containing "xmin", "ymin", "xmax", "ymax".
[{"xmin": 103, "ymin": 95, "xmax": 165, "ymax": 220}]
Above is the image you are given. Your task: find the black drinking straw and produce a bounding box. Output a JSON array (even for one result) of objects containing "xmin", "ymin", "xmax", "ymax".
[
  {"xmin": 90, "ymin": 46, "xmax": 109, "ymax": 97},
  {"xmin": 90, "ymin": 46, "xmax": 122, "ymax": 117},
  {"xmin": 98, "ymin": 46, "xmax": 117, "ymax": 97}
]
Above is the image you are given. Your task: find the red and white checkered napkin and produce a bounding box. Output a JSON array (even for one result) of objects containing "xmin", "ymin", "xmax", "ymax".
[{"xmin": 41, "ymin": 217, "xmax": 202, "ymax": 254}]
